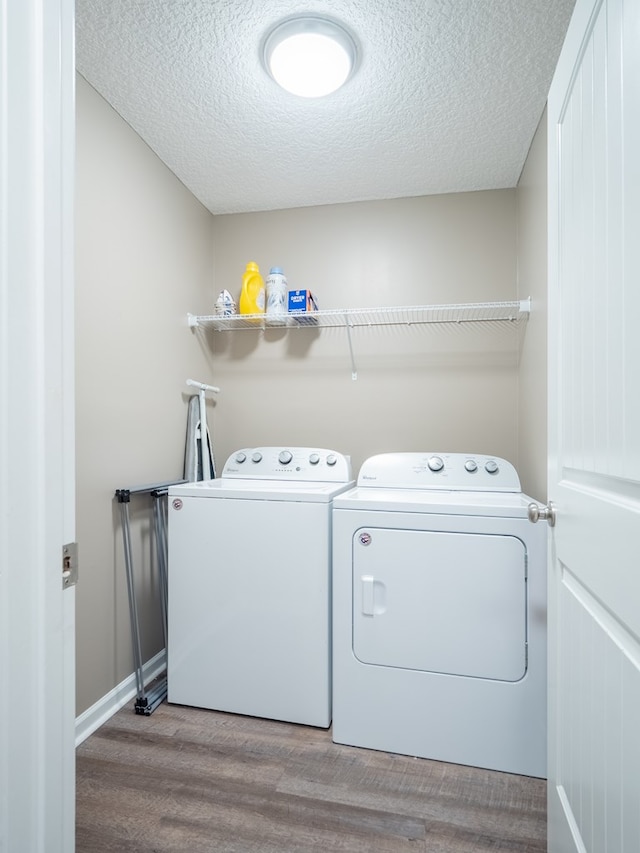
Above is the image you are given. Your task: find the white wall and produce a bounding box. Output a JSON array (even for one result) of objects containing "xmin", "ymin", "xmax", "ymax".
[
  {"xmin": 206, "ymin": 191, "xmax": 520, "ymax": 476},
  {"xmin": 516, "ymin": 110, "xmax": 548, "ymax": 501},
  {"xmin": 75, "ymin": 76, "xmax": 214, "ymax": 714}
]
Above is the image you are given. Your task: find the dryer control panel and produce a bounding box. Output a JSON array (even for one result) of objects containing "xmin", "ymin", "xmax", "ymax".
[
  {"xmin": 357, "ymin": 452, "xmax": 521, "ymax": 492},
  {"xmin": 222, "ymin": 447, "xmax": 353, "ymax": 483}
]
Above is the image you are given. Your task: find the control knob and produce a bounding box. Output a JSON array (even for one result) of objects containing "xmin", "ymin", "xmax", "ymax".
[
  {"xmin": 278, "ymin": 450, "xmax": 293, "ymax": 465},
  {"xmin": 251, "ymin": 452, "xmax": 262, "ymax": 463},
  {"xmin": 427, "ymin": 456, "xmax": 444, "ymax": 472},
  {"xmin": 326, "ymin": 454, "xmax": 337, "ymax": 466},
  {"xmin": 485, "ymin": 460, "xmax": 499, "ymax": 474},
  {"xmin": 235, "ymin": 452, "xmax": 247, "ymax": 464},
  {"xmin": 464, "ymin": 460, "xmax": 478, "ymax": 473},
  {"xmin": 309, "ymin": 453, "xmax": 320, "ymax": 465}
]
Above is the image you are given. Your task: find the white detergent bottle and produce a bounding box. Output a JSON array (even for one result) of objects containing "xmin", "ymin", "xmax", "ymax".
[{"xmin": 266, "ymin": 267, "xmax": 288, "ymax": 325}]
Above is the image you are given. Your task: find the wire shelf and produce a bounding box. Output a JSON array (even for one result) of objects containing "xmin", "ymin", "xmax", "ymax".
[{"xmin": 188, "ymin": 299, "xmax": 530, "ymax": 332}]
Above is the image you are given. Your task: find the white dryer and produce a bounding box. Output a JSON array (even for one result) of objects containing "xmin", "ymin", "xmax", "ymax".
[
  {"xmin": 332, "ymin": 452, "xmax": 546, "ymax": 777},
  {"xmin": 167, "ymin": 447, "xmax": 353, "ymax": 728}
]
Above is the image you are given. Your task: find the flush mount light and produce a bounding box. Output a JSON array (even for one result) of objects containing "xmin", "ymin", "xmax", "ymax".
[{"xmin": 262, "ymin": 15, "xmax": 358, "ymax": 98}]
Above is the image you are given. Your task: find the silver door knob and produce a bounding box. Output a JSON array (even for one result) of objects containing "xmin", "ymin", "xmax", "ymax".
[{"xmin": 528, "ymin": 501, "xmax": 556, "ymax": 527}]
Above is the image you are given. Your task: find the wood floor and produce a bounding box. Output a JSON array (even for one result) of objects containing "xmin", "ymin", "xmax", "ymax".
[{"xmin": 76, "ymin": 702, "xmax": 547, "ymax": 852}]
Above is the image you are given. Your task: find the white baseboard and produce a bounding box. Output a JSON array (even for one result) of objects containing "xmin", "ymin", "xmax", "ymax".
[{"xmin": 75, "ymin": 648, "xmax": 166, "ymax": 747}]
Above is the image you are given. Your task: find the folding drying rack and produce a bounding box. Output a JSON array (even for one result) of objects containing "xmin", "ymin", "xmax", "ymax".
[{"xmin": 115, "ymin": 479, "xmax": 186, "ymax": 715}]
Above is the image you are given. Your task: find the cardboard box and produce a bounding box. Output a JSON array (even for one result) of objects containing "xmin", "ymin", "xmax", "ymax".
[{"xmin": 288, "ymin": 289, "xmax": 319, "ymax": 324}]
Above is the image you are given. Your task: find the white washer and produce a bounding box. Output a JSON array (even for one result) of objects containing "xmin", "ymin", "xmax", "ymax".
[
  {"xmin": 332, "ymin": 452, "xmax": 546, "ymax": 777},
  {"xmin": 167, "ymin": 447, "xmax": 353, "ymax": 728}
]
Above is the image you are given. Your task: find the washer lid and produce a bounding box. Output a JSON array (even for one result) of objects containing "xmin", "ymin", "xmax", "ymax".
[
  {"xmin": 333, "ymin": 486, "xmax": 533, "ymax": 517},
  {"xmin": 169, "ymin": 478, "xmax": 355, "ymax": 502}
]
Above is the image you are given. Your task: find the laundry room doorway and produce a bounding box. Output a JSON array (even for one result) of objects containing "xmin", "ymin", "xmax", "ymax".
[{"xmin": 547, "ymin": 0, "xmax": 640, "ymax": 849}]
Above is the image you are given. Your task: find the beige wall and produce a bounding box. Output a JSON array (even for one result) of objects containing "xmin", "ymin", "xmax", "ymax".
[
  {"xmin": 75, "ymin": 76, "xmax": 214, "ymax": 715},
  {"xmin": 209, "ymin": 192, "xmax": 519, "ymax": 476},
  {"xmin": 75, "ymin": 78, "xmax": 546, "ymax": 715},
  {"xmin": 516, "ymin": 110, "xmax": 548, "ymax": 501}
]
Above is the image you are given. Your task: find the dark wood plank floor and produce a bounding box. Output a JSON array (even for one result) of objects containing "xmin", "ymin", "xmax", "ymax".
[{"xmin": 76, "ymin": 702, "xmax": 547, "ymax": 852}]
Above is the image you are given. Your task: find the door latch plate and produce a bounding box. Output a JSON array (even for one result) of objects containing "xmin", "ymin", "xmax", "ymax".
[{"xmin": 62, "ymin": 542, "xmax": 78, "ymax": 589}]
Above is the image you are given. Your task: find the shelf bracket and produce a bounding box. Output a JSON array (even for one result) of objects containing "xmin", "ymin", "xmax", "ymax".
[{"xmin": 343, "ymin": 314, "xmax": 358, "ymax": 380}]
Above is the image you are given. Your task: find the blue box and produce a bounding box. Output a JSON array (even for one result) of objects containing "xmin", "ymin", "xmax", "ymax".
[{"xmin": 288, "ymin": 289, "xmax": 319, "ymax": 324}]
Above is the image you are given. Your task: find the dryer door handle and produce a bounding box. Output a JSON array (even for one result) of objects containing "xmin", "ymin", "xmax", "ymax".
[
  {"xmin": 361, "ymin": 576, "xmax": 386, "ymax": 616},
  {"xmin": 362, "ymin": 575, "xmax": 375, "ymax": 615}
]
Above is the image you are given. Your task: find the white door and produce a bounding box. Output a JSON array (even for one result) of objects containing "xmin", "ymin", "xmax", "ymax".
[
  {"xmin": 0, "ymin": 1, "xmax": 76, "ymax": 851},
  {"xmin": 547, "ymin": 0, "xmax": 640, "ymax": 850}
]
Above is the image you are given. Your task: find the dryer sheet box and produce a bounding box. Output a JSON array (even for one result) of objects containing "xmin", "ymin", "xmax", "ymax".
[{"xmin": 288, "ymin": 289, "xmax": 319, "ymax": 324}]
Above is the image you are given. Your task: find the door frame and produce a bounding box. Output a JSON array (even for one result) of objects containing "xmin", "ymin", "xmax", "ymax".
[{"xmin": 0, "ymin": 1, "xmax": 76, "ymax": 850}]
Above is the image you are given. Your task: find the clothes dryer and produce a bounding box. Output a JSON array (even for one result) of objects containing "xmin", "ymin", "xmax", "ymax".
[
  {"xmin": 168, "ymin": 447, "xmax": 353, "ymax": 728},
  {"xmin": 332, "ymin": 452, "xmax": 546, "ymax": 776}
]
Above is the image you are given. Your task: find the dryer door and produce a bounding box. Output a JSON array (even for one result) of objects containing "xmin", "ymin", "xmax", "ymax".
[{"xmin": 352, "ymin": 528, "xmax": 527, "ymax": 681}]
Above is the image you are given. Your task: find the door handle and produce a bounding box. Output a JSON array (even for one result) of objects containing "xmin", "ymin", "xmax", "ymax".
[
  {"xmin": 361, "ymin": 576, "xmax": 387, "ymax": 616},
  {"xmin": 362, "ymin": 575, "xmax": 375, "ymax": 615},
  {"xmin": 528, "ymin": 501, "xmax": 556, "ymax": 527}
]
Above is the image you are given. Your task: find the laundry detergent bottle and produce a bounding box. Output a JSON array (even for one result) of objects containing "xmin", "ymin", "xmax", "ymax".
[
  {"xmin": 266, "ymin": 266, "xmax": 288, "ymax": 325},
  {"xmin": 239, "ymin": 261, "xmax": 265, "ymax": 317}
]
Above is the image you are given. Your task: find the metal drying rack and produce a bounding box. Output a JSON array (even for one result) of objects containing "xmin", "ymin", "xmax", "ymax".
[{"xmin": 115, "ymin": 478, "xmax": 186, "ymax": 715}]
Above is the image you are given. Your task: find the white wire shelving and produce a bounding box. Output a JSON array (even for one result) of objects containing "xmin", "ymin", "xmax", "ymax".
[
  {"xmin": 187, "ymin": 298, "xmax": 531, "ymax": 380},
  {"xmin": 187, "ymin": 299, "xmax": 530, "ymax": 332}
]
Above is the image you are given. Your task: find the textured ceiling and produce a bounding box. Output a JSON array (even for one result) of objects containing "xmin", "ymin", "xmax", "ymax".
[{"xmin": 75, "ymin": 0, "xmax": 575, "ymax": 215}]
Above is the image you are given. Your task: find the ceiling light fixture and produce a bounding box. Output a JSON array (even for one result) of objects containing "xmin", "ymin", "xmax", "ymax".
[{"xmin": 262, "ymin": 15, "xmax": 358, "ymax": 98}]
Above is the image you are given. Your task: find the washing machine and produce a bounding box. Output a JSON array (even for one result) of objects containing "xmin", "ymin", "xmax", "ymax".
[
  {"xmin": 332, "ymin": 452, "xmax": 546, "ymax": 777},
  {"xmin": 167, "ymin": 447, "xmax": 353, "ymax": 728}
]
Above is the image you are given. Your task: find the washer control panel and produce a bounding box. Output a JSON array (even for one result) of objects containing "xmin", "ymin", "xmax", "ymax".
[
  {"xmin": 222, "ymin": 447, "xmax": 352, "ymax": 482},
  {"xmin": 357, "ymin": 452, "xmax": 521, "ymax": 492}
]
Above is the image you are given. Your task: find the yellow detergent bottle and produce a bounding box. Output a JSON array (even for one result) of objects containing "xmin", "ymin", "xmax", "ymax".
[{"xmin": 239, "ymin": 261, "xmax": 265, "ymax": 317}]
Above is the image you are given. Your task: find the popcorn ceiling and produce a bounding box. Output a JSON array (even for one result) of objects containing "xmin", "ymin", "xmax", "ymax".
[{"xmin": 76, "ymin": 0, "xmax": 575, "ymax": 215}]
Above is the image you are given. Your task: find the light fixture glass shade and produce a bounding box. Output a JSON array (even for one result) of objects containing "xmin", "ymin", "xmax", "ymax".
[{"xmin": 263, "ymin": 16, "xmax": 357, "ymax": 98}]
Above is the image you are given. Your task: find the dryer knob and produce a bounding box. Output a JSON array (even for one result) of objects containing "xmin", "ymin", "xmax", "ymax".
[
  {"xmin": 485, "ymin": 460, "xmax": 499, "ymax": 474},
  {"xmin": 465, "ymin": 460, "xmax": 478, "ymax": 473},
  {"xmin": 427, "ymin": 456, "xmax": 444, "ymax": 472},
  {"xmin": 326, "ymin": 454, "xmax": 337, "ymax": 466},
  {"xmin": 235, "ymin": 452, "xmax": 247, "ymax": 464},
  {"xmin": 309, "ymin": 453, "xmax": 320, "ymax": 465},
  {"xmin": 278, "ymin": 450, "xmax": 293, "ymax": 465},
  {"xmin": 251, "ymin": 452, "xmax": 262, "ymax": 463}
]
